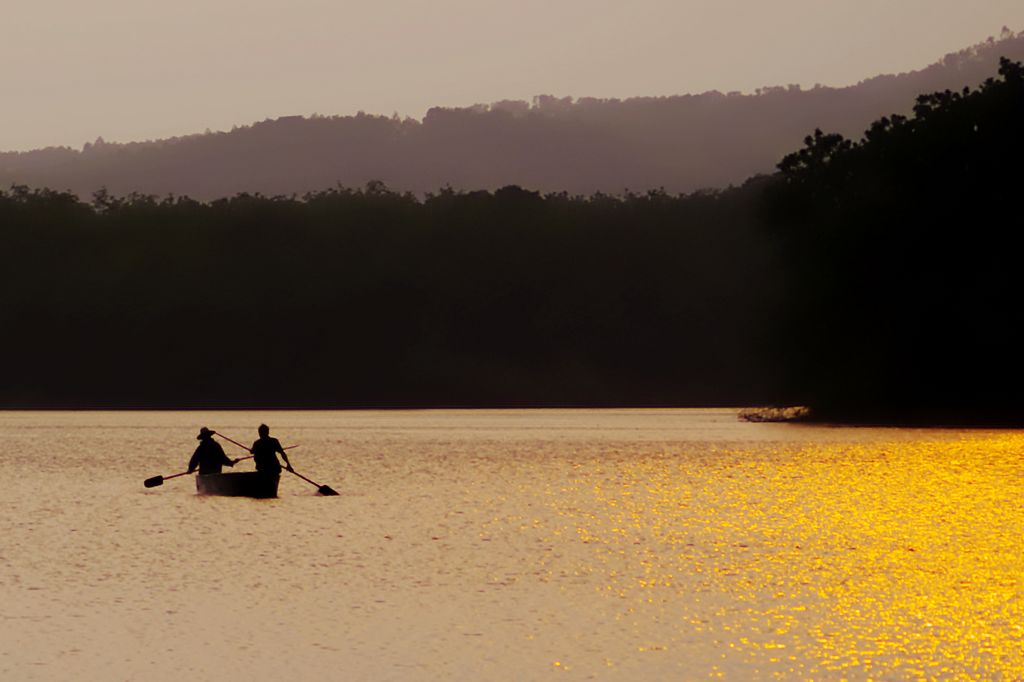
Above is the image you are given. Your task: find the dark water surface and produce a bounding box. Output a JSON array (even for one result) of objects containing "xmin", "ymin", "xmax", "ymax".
[{"xmin": 2, "ymin": 410, "xmax": 1022, "ymax": 680}]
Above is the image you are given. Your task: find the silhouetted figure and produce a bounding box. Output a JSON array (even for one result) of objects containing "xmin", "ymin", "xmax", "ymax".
[
  {"xmin": 188, "ymin": 427, "xmax": 236, "ymax": 474},
  {"xmin": 250, "ymin": 424, "xmax": 292, "ymax": 474}
]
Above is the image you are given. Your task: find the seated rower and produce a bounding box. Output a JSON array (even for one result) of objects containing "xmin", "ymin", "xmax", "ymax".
[
  {"xmin": 250, "ymin": 424, "xmax": 293, "ymax": 474},
  {"xmin": 188, "ymin": 427, "xmax": 237, "ymax": 475}
]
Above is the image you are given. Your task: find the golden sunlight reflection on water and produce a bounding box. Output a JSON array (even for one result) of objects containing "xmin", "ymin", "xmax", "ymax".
[
  {"xmin": 550, "ymin": 437, "xmax": 1024, "ymax": 678},
  {"xmin": 1, "ymin": 410, "xmax": 1022, "ymax": 680}
]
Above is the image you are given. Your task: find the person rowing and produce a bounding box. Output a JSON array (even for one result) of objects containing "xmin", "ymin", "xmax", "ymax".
[
  {"xmin": 187, "ymin": 427, "xmax": 239, "ymax": 475},
  {"xmin": 250, "ymin": 423, "xmax": 294, "ymax": 474}
]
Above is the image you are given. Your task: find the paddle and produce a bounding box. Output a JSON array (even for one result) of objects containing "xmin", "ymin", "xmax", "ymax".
[
  {"xmin": 230, "ymin": 445, "xmax": 297, "ymax": 464},
  {"xmin": 142, "ymin": 446, "xmax": 294, "ymax": 489},
  {"xmin": 283, "ymin": 467, "xmax": 340, "ymax": 496},
  {"xmin": 213, "ymin": 433, "xmax": 299, "ymax": 458},
  {"xmin": 216, "ymin": 433, "xmax": 339, "ymax": 496},
  {"xmin": 144, "ymin": 470, "xmax": 193, "ymax": 488}
]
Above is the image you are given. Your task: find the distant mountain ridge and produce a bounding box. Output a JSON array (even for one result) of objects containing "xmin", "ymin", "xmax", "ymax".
[{"xmin": 2, "ymin": 30, "xmax": 1022, "ymax": 199}]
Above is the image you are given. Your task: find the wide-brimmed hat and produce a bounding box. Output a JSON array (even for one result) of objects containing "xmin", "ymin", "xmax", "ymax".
[{"xmin": 196, "ymin": 426, "xmax": 215, "ymax": 440}]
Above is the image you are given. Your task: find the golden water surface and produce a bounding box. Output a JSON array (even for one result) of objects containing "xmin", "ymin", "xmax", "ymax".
[{"xmin": 1, "ymin": 410, "xmax": 1022, "ymax": 680}]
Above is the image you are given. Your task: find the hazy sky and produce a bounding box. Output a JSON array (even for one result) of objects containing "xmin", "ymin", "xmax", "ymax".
[{"xmin": 2, "ymin": 0, "xmax": 1023, "ymax": 151}]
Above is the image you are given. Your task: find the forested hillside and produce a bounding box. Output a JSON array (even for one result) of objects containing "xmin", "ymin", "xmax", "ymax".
[
  {"xmin": 762, "ymin": 58, "xmax": 1024, "ymax": 423},
  {"xmin": 0, "ymin": 181, "xmax": 779, "ymax": 407},
  {"xmin": 1, "ymin": 31, "xmax": 1021, "ymax": 199},
  {"xmin": 3, "ymin": 56, "xmax": 1022, "ymax": 417}
]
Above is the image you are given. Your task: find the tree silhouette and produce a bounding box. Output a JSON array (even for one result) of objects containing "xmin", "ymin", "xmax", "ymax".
[{"xmin": 763, "ymin": 57, "xmax": 1024, "ymax": 423}]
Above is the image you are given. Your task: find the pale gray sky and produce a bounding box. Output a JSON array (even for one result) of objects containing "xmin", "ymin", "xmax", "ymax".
[{"xmin": 2, "ymin": 0, "xmax": 1023, "ymax": 151}]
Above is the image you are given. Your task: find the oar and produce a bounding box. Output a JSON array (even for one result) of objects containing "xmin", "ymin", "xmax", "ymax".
[
  {"xmin": 214, "ymin": 430, "xmax": 299, "ymax": 450},
  {"xmin": 228, "ymin": 448, "xmax": 295, "ymax": 465},
  {"xmin": 284, "ymin": 467, "xmax": 339, "ymax": 496},
  {"xmin": 214, "ymin": 432, "xmax": 258, "ymax": 453},
  {"xmin": 143, "ymin": 444, "xmax": 294, "ymax": 489},
  {"xmin": 216, "ymin": 433, "xmax": 337, "ymax": 495},
  {"xmin": 144, "ymin": 470, "xmax": 193, "ymax": 488},
  {"xmin": 213, "ymin": 433, "xmax": 300, "ymax": 458}
]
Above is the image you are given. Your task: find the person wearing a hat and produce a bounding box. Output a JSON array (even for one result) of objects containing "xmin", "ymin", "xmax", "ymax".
[{"xmin": 187, "ymin": 427, "xmax": 237, "ymax": 475}]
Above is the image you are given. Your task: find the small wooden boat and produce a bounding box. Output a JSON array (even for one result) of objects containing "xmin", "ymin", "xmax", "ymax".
[{"xmin": 196, "ymin": 471, "xmax": 280, "ymax": 498}]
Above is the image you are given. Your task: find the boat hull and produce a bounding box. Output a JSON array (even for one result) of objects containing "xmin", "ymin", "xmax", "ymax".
[{"xmin": 196, "ymin": 471, "xmax": 280, "ymax": 498}]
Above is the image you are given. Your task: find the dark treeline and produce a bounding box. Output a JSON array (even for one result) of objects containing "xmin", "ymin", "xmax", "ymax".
[
  {"xmin": 2, "ymin": 32, "xmax": 1022, "ymax": 200},
  {"xmin": 0, "ymin": 181, "xmax": 780, "ymax": 408},
  {"xmin": 3, "ymin": 59, "xmax": 1023, "ymax": 417},
  {"xmin": 763, "ymin": 57, "xmax": 1024, "ymax": 423}
]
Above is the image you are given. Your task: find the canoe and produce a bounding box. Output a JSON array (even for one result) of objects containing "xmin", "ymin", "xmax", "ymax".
[{"xmin": 196, "ymin": 471, "xmax": 280, "ymax": 498}]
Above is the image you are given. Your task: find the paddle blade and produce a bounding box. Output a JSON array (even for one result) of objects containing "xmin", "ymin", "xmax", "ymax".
[
  {"xmin": 317, "ymin": 485, "xmax": 339, "ymax": 496},
  {"xmin": 144, "ymin": 476, "xmax": 164, "ymax": 488}
]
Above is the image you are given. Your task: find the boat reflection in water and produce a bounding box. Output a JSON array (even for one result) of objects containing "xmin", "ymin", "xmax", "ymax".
[{"xmin": 196, "ymin": 471, "xmax": 280, "ymax": 498}]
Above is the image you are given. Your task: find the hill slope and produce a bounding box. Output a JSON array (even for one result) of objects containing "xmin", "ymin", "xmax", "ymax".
[{"xmin": 2, "ymin": 31, "xmax": 1022, "ymax": 199}]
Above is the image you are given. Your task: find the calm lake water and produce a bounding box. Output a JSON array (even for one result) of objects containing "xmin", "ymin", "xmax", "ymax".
[{"xmin": 2, "ymin": 409, "xmax": 1022, "ymax": 680}]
